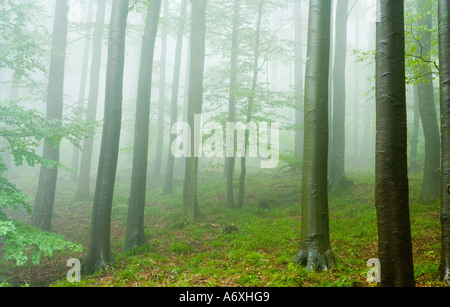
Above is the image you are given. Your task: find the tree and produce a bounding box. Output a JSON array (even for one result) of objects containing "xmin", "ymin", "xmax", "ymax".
[
  {"xmin": 294, "ymin": 0, "xmax": 334, "ymax": 271},
  {"xmin": 438, "ymin": 0, "xmax": 450, "ymax": 284},
  {"xmin": 76, "ymin": 0, "xmax": 107, "ymax": 200},
  {"xmin": 83, "ymin": 0, "xmax": 129, "ymax": 274},
  {"xmin": 69, "ymin": 0, "xmax": 94, "ymax": 183},
  {"xmin": 163, "ymin": 0, "xmax": 188, "ymax": 195},
  {"xmin": 225, "ymin": 0, "xmax": 241, "ymax": 208},
  {"xmin": 123, "ymin": 0, "xmax": 161, "ymax": 252},
  {"xmin": 375, "ymin": 0, "xmax": 415, "ymax": 287},
  {"xmin": 31, "ymin": 0, "xmax": 69, "ymax": 231},
  {"xmin": 293, "ymin": 0, "xmax": 304, "ymax": 158},
  {"xmin": 153, "ymin": 0, "xmax": 169, "ymax": 179},
  {"xmin": 328, "ymin": 0, "xmax": 349, "ymax": 192},
  {"xmin": 183, "ymin": 0, "xmax": 208, "ymax": 221},
  {"xmin": 415, "ymin": 0, "xmax": 441, "ymax": 204}
]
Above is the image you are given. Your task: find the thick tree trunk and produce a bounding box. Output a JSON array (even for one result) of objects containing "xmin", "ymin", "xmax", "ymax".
[
  {"xmin": 375, "ymin": 0, "xmax": 415, "ymax": 287},
  {"xmin": 328, "ymin": 0, "xmax": 349, "ymax": 192},
  {"xmin": 83, "ymin": 0, "xmax": 129, "ymax": 274},
  {"xmin": 31, "ymin": 0, "xmax": 68, "ymax": 231},
  {"xmin": 70, "ymin": 0, "xmax": 94, "ymax": 183},
  {"xmin": 226, "ymin": 0, "xmax": 240, "ymax": 209},
  {"xmin": 438, "ymin": 0, "xmax": 450, "ymax": 284},
  {"xmin": 416, "ymin": 0, "xmax": 441, "ymax": 204},
  {"xmin": 183, "ymin": 0, "xmax": 207, "ymax": 221},
  {"xmin": 294, "ymin": 0, "xmax": 334, "ymax": 271},
  {"xmin": 163, "ymin": 0, "xmax": 187, "ymax": 195},
  {"xmin": 77, "ymin": 0, "xmax": 107, "ymax": 200},
  {"xmin": 123, "ymin": 0, "xmax": 161, "ymax": 252}
]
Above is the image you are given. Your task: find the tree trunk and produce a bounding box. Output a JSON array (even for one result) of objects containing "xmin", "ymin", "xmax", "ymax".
[
  {"xmin": 236, "ymin": 0, "xmax": 263, "ymax": 209},
  {"xmin": 226, "ymin": 0, "xmax": 240, "ymax": 208},
  {"xmin": 410, "ymin": 85, "xmax": 420, "ymax": 162},
  {"xmin": 294, "ymin": 0, "xmax": 334, "ymax": 271},
  {"xmin": 438, "ymin": 0, "xmax": 450, "ymax": 284},
  {"xmin": 328, "ymin": 0, "xmax": 349, "ymax": 192},
  {"xmin": 70, "ymin": 0, "xmax": 94, "ymax": 183},
  {"xmin": 163, "ymin": 0, "xmax": 187, "ymax": 195},
  {"xmin": 416, "ymin": 0, "xmax": 441, "ymax": 204},
  {"xmin": 123, "ymin": 0, "xmax": 161, "ymax": 252},
  {"xmin": 375, "ymin": 0, "xmax": 415, "ymax": 287},
  {"xmin": 31, "ymin": 0, "xmax": 69, "ymax": 231},
  {"xmin": 76, "ymin": 0, "xmax": 107, "ymax": 200},
  {"xmin": 183, "ymin": 0, "xmax": 207, "ymax": 221},
  {"xmin": 83, "ymin": 0, "xmax": 129, "ymax": 274},
  {"xmin": 294, "ymin": 0, "xmax": 304, "ymax": 158},
  {"xmin": 153, "ymin": 0, "xmax": 168, "ymax": 179}
]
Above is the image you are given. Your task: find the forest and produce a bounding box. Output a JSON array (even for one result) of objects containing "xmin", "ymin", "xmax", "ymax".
[{"xmin": 0, "ymin": 0, "xmax": 450, "ymax": 289}]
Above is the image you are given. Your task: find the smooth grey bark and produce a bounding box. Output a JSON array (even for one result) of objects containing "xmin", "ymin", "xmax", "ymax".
[
  {"xmin": 410, "ymin": 85, "xmax": 421, "ymax": 164},
  {"xmin": 416, "ymin": 0, "xmax": 441, "ymax": 204},
  {"xmin": 83, "ymin": 0, "xmax": 129, "ymax": 274},
  {"xmin": 375, "ymin": 0, "xmax": 415, "ymax": 287},
  {"xmin": 226, "ymin": 0, "xmax": 240, "ymax": 209},
  {"xmin": 163, "ymin": 0, "xmax": 187, "ymax": 195},
  {"xmin": 153, "ymin": 0, "xmax": 168, "ymax": 179},
  {"xmin": 328, "ymin": 0, "xmax": 349, "ymax": 192},
  {"xmin": 31, "ymin": 0, "xmax": 69, "ymax": 231},
  {"xmin": 123, "ymin": 0, "xmax": 161, "ymax": 252},
  {"xmin": 70, "ymin": 0, "xmax": 94, "ymax": 183},
  {"xmin": 294, "ymin": 0, "xmax": 334, "ymax": 271},
  {"xmin": 76, "ymin": 0, "xmax": 107, "ymax": 200},
  {"xmin": 183, "ymin": 0, "xmax": 207, "ymax": 221},
  {"xmin": 438, "ymin": 0, "xmax": 450, "ymax": 284}
]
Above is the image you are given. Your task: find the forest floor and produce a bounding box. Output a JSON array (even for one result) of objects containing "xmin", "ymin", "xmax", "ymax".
[{"xmin": 0, "ymin": 167, "xmax": 448, "ymax": 287}]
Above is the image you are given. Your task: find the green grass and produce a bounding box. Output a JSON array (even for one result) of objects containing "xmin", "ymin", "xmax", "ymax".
[{"xmin": 2, "ymin": 168, "xmax": 447, "ymax": 287}]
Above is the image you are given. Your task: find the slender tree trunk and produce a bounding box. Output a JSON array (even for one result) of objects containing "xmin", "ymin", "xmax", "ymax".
[
  {"xmin": 352, "ymin": 5, "xmax": 359, "ymax": 165},
  {"xmin": 328, "ymin": 0, "xmax": 349, "ymax": 192},
  {"xmin": 153, "ymin": 0, "xmax": 168, "ymax": 179},
  {"xmin": 375, "ymin": 0, "xmax": 415, "ymax": 287},
  {"xmin": 183, "ymin": 0, "xmax": 207, "ymax": 221},
  {"xmin": 83, "ymin": 0, "xmax": 129, "ymax": 274},
  {"xmin": 236, "ymin": 0, "xmax": 263, "ymax": 209},
  {"xmin": 294, "ymin": 0, "xmax": 334, "ymax": 271},
  {"xmin": 294, "ymin": 0, "xmax": 304, "ymax": 159},
  {"xmin": 226, "ymin": 0, "xmax": 241, "ymax": 208},
  {"xmin": 70, "ymin": 0, "xmax": 94, "ymax": 183},
  {"xmin": 438, "ymin": 0, "xmax": 450, "ymax": 284},
  {"xmin": 76, "ymin": 0, "xmax": 107, "ymax": 200},
  {"xmin": 163, "ymin": 0, "xmax": 187, "ymax": 195},
  {"xmin": 416, "ymin": 0, "xmax": 441, "ymax": 204},
  {"xmin": 31, "ymin": 0, "xmax": 69, "ymax": 231},
  {"xmin": 123, "ymin": 0, "xmax": 161, "ymax": 252},
  {"xmin": 410, "ymin": 85, "xmax": 420, "ymax": 162}
]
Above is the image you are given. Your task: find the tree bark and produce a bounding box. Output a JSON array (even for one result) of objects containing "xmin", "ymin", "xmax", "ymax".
[
  {"xmin": 123, "ymin": 0, "xmax": 161, "ymax": 252},
  {"xmin": 328, "ymin": 0, "xmax": 349, "ymax": 192},
  {"xmin": 76, "ymin": 0, "xmax": 107, "ymax": 200},
  {"xmin": 163, "ymin": 0, "xmax": 187, "ymax": 195},
  {"xmin": 416, "ymin": 0, "xmax": 441, "ymax": 204},
  {"xmin": 31, "ymin": 0, "xmax": 69, "ymax": 231},
  {"xmin": 183, "ymin": 0, "xmax": 207, "ymax": 221},
  {"xmin": 375, "ymin": 0, "xmax": 415, "ymax": 287},
  {"xmin": 438, "ymin": 0, "xmax": 450, "ymax": 284},
  {"xmin": 83, "ymin": 0, "xmax": 129, "ymax": 274},
  {"xmin": 294, "ymin": 0, "xmax": 334, "ymax": 271}
]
